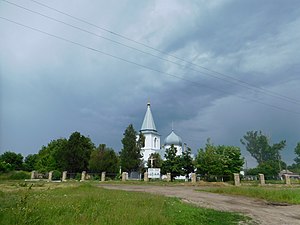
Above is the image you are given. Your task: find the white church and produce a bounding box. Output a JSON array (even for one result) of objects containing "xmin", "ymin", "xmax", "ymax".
[{"xmin": 139, "ymin": 102, "xmax": 184, "ymax": 166}]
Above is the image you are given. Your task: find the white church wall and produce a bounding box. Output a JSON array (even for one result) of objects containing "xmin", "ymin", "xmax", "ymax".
[{"xmin": 142, "ymin": 133, "xmax": 160, "ymax": 150}]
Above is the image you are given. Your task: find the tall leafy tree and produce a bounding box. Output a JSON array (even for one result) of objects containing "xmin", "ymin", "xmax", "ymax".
[
  {"xmin": 216, "ymin": 145, "xmax": 244, "ymax": 177},
  {"xmin": 288, "ymin": 142, "xmax": 300, "ymax": 174},
  {"xmin": 196, "ymin": 140, "xmax": 244, "ymax": 181},
  {"xmin": 23, "ymin": 154, "xmax": 39, "ymax": 171},
  {"xmin": 196, "ymin": 141, "xmax": 223, "ymax": 178},
  {"xmin": 294, "ymin": 142, "xmax": 300, "ymax": 164},
  {"xmin": 147, "ymin": 152, "xmax": 163, "ymax": 168},
  {"xmin": 59, "ymin": 132, "xmax": 95, "ymax": 173},
  {"xmin": 120, "ymin": 124, "xmax": 142, "ymax": 172},
  {"xmin": 137, "ymin": 132, "xmax": 145, "ymax": 149},
  {"xmin": 161, "ymin": 144, "xmax": 183, "ymax": 180},
  {"xmin": 181, "ymin": 147, "xmax": 194, "ymax": 179},
  {"xmin": 0, "ymin": 151, "xmax": 23, "ymax": 171},
  {"xmin": 89, "ymin": 144, "xmax": 119, "ymax": 174},
  {"xmin": 240, "ymin": 130, "xmax": 286, "ymax": 164},
  {"xmin": 259, "ymin": 160, "xmax": 286, "ymax": 177},
  {"xmin": 35, "ymin": 138, "xmax": 67, "ymax": 172}
]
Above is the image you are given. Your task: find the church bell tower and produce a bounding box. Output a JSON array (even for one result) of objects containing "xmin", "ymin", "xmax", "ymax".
[{"xmin": 140, "ymin": 102, "xmax": 161, "ymax": 165}]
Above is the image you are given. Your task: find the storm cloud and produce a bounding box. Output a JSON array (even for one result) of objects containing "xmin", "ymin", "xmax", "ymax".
[{"xmin": 1, "ymin": 0, "xmax": 300, "ymax": 167}]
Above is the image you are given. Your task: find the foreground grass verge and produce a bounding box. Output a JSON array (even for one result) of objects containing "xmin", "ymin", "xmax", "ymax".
[
  {"xmin": 202, "ymin": 186, "xmax": 300, "ymax": 204},
  {"xmin": 0, "ymin": 181, "xmax": 250, "ymax": 225}
]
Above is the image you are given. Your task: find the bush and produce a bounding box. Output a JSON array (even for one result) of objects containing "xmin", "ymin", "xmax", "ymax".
[
  {"xmin": 52, "ymin": 170, "xmax": 62, "ymax": 180},
  {"xmin": 75, "ymin": 173, "xmax": 81, "ymax": 181},
  {"xmin": 0, "ymin": 161, "xmax": 13, "ymax": 173},
  {"xmin": 91, "ymin": 174, "xmax": 100, "ymax": 180},
  {"xmin": 6, "ymin": 171, "xmax": 30, "ymax": 180}
]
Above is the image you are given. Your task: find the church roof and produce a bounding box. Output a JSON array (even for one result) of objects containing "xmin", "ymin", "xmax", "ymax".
[
  {"xmin": 140, "ymin": 102, "xmax": 157, "ymax": 132},
  {"xmin": 164, "ymin": 130, "xmax": 182, "ymax": 146}
]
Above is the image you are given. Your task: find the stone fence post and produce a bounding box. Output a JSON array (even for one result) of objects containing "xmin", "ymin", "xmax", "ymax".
[
  {"xmin": 233, "ymin": 173, "xmax": 240, "ymax": 186},
  {"xmin": 259, "ymin": 174, "xmax": 265, "ymax": 185},
  {"xmin": 191, "ymin": 173, "xmax": 196, "ymax": 183},
  {"xmin": 62, "ymin": 171, "xmax": 67, "ymax": 182},
  {"xmin": 144, "ymin": 172, "xmax": 149, "ymax": 182},
  {"xmin": 284, "ymin": 174, "xmax": 291, "ymax": 185},
  {"xmin": 101, "ymin": 172, "xmax": 106, "ymax": 182},
  {"xmin": 48, "ymin": 171, "xmax": 53, "ymax": 181},
  {"xmin": 122, "ymin": 172, "xmax": 127, "ymax": 181},
  {"xmin": 167, "ymin": 173, "xmax": 171, "ymax": 182},
  {"xmin": 80, "ymin": 171, "xmax": 86, "ymax": 182},
  {"xmin": 31, "ymin": 171, "xmax": 36, "ymax": 179}
]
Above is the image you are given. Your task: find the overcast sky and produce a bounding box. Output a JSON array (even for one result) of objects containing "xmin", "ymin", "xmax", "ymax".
[{"xmin": 1, "ymin": 0, "xmax": 300, "ymax": 168}]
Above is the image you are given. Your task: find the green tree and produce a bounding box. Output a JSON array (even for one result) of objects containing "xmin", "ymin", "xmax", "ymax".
[
  {"xmin": 120, "ymin": 124, "xmax": 142, "ymax": 172},
  {"xmin": 287, "ymin": 142, "xmax": 300, "ymax": 174},
  {"xmin": 161, "ymin": 144, "xmax": 183, "ymax": 180},
  {"xmin": 35, "ymin": 138, "xmax": 67, "ymax": 172},
  {"xmin": 88, "ymin": 144, "xmax": 119, "ymax": 174},
  {"xmin": 23, "ymin": 154, "xmax": 39, "ymax": 171},
  {"xmin": 196, "ymin": 140, "xmax": 244, "ymax": 181},
  {"xmin": 196, "ymin": 141, "xmax": 223, "ymax": 179},
  {"xmin": 294, "ymin": 142, "xmax": 300, "ymax": 164},
  {"xmin": 60, "ymin": 132, "xmax": 95, "ymax": 173},
  {"xmin": 147, "ymin": 152, "xmax": 163, "ymax": 168},
  {"xmin": 256, "ymin": 160, "xmax": 286, "ymax": 178},
  {"xmin": 216, "ymin": 145, "xmax": 244, "ymax": 177},
  {"xmin": 288, "ymin": 163, "xmax": 300, "ymax": 174},
  {"xmin": 0, "ymin": 161, "xmax": 13, "ymax": 172},
  {"xmin": 240, "ymin": 130, "xmax": 286, "ymax": 164},
  {"xmin": 241, "ymin": 131, "xmax": 286, "ymax": 176},
  {"xmin": 181, "ymin": 147, "xmax": 194, "ymax": 179},
  {"xmin": 0, "ymin": 151, "xmax": 23, "ymax": 171},
  {"xmin": 137, "ymin": 132, "xmax": 145, "ymax": 149}
]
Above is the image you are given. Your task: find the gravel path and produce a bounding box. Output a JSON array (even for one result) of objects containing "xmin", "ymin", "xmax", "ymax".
[{"xmin": 99, "ymin": 184, "xmax": 300, "ymax": 225}]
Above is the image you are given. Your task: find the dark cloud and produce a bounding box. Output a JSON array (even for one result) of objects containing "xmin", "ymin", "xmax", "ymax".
[{"xmin": 1, "ymin": 0, "xmax": 300, "ymax": 168}]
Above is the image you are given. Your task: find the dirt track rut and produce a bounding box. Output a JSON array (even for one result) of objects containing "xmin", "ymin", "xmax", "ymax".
[{"xmin": 99, "ymin": 184, "xmax": 300, "ymax": 225}]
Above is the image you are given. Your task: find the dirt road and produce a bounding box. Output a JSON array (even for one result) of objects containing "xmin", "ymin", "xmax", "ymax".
[{"xmin": 100, "ymin": 184, "xmax": 300, "ymax": 225}]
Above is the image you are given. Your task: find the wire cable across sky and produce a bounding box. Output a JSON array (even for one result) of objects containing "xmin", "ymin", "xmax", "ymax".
[
  {"xmin": 1, "ymin": 15, "xmax": 300, "ymax": 116},
  {"xmin": 2, "ymin": 0, "xmax": 299, "ymax": 106},
  {"xmin": 25, "ymin": 0, "xmax": 300, "ymax": 105}
]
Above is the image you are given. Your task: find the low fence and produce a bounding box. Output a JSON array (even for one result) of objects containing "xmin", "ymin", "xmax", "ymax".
[{"xmin": 28, "ymin": 170, "xmax": 299, "ymax": 186}]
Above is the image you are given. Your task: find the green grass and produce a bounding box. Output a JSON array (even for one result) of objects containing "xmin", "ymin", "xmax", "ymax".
[
  {"xmin": 0, "ymin": 181, "xmax": 249, "ymax": 225},
  {"xmin": 202, "ymin": 186, "xmax": 300, "ymax": 204}
]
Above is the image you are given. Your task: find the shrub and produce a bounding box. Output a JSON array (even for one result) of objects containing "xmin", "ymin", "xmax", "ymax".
[
  {"xmin": 52, "ymin": 170, "xmax": 62, "ymax": 180},
  {"xmin": 91, "ymin": 174, "xmax": 100, "ymax": 180},
  {"xmin": 75, "ymin": 173, "xmax": 81, "ymax": 181},
  {"xmin": 9, "ymin": 171, "xmax": 30, "ymax": 180},
  {"xmin": 0, "ymin": 161, "xmax": 13, "ymax": 173}
]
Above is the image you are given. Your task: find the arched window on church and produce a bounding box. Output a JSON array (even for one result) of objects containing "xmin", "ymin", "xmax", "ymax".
[{"xmin": 154, "ymin": 138, "xmax": 157, "ymax": 148}]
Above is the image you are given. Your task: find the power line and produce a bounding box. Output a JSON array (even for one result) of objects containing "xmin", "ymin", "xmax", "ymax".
[
  {"xmin": 1, "ymin": 16, "xmax": 300, "ymax": 116},
  {"xmin": 24, "ymin": 0, "xmax": 300, "ymax": 105},
  {"xmin": 2, "ymin": 0, "xmax": 297, "ymax": 106},
  {"xmin": 3, "ymin": 0, "xmax": 300, "ymax": 107}
]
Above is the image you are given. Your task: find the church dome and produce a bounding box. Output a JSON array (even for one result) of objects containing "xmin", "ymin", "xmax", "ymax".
[{"xmin": 164, "ymin": 130, "xmax": 182, "ymax": 146}]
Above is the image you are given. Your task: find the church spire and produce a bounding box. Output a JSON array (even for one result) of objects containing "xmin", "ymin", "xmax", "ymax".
[{"xmin": 140, "ymin": 102, "xmax": 157, "ymax": 132}]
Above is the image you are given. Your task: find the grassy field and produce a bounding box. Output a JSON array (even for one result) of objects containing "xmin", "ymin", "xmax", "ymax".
[
  {"xmin": 0, "ymin": 181, "xmax": 250, "ymax": 225},
  {"xmin": 202, "ymin": 186, "xmax": 300, "ymax": 204}
]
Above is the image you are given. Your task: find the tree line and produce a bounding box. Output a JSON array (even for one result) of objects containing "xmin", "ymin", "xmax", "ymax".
[
  {"xmin": 241, "ymin": 130, "xmax": 300, "ymax": 177},
  {"xmin": 0, "ymin": 132, "xmax": 119, "ymax": 175},
  {"xmin": 1, "ymin": 125, "xmax": 299, "ymax": 180}
]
